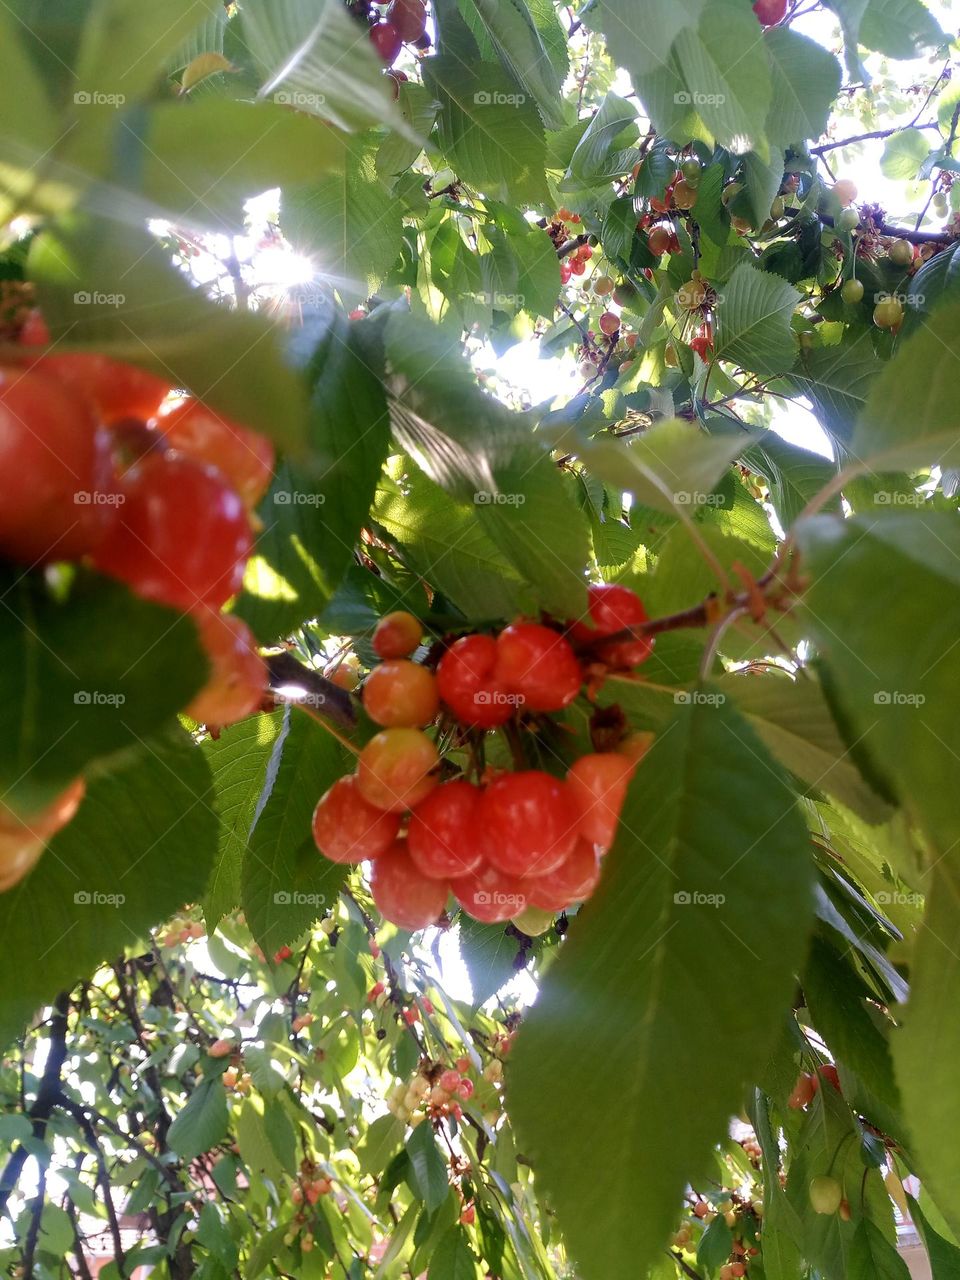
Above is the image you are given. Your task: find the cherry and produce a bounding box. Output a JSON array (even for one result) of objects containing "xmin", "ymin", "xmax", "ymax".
[
  {"xmin": 29, "ymin": 354, "xmax": 171, "ymax": 423},
  {"xmin": 648, "ymin": 226, "xmax": 672, "ymax": 256},
  {"xmin": 672, "ymin": 180, "xmax": 698, "ymax": 210},
  {"xmin": 677, "ymin": 277, "xmax": 706, "ymax": 310},
  {"xmin": 818, "ymin": 1063, "xmax": 842, "ymax": 1093},
  {"xmin": 873, "ymin": 297, "xmax": 903, "ymax": 330},
  {"xmin": 436, "ymin": 634, "xmax": 512, "ymax": 727},
  {"xmin": 370, "ymin": 841, "xmax": 448, "ymax": 929},
  {"xmin": 208, "ymin": 1037, "xmax": 234, "ymax": 1058},
  {"xmin": 93, "ymin": 454, "xmax": 252, "ymax": 610},
  {"xmin": 574, "ymin": 582, "xmax": 653, "ymax": 668},
  {"xmin": 185, "ymin": 611, "xmax": 266, "ymax": 726},
  {"xmin": 808, "ymin": 1175, "xmax": 843, "ymax": 1215},
  {"xmin": 356, "ymin": 728, "xmax": 439, "ymax": 812},
  {"xmin": 312, "ymin": 774, "xmax": 400, "ymax": 862},
  {"xmin": 526, "ymin": 837, "xmax": 602, "ymax": 911},
  {"xmin": 752, "ymin": 0, "xmax": 787, "ymax": 23},
  {"xmin": 888, "ymin": 238, "xmax": 914, "ymax": 267},
  {"xmin": 593, "ymin": 276, "xmax": 615, "ymax": 296},
  {"xmin": 0, "ymin": 366, "xmax": 108, "ymax": 564},
  {"xmin": 566, "ymin": 752, "xmax": 634, "ymax": 848},
  {"xmin": 690, "ymin": 333, "xmax": 714, "ymax": 359},
  {"xmin": 460, "ymin": 1204, "xmax": 476, "ymax": 1226},
  {"xmin": 598, "ymin": 312, "xmax": 620, "ymax": 337},
  {"xmin": 494, "ymin": 623, "xmax": 582, "ymax": 712},
  {"xmin": 157, "ymin": 399, "xmax": 274, "ymax": 509},
  {"xmin": 832, "ymin": 178, "xmax": 857, "ymax": 207},
  {"xmin": 362, "ymin": 659, "xmax": 439, "ymax": 728},
  {"xmin": 373, "ymin": 610, "xmax": 422, "ymax": 659},
  {"xmin": 840, "ymin": 278, "xmax": 864, "ymax": 304},
  {"xmin": 388, "ymin": 0, "xmax": 427, "ymax": 42},
  {"xmin": 479, "ymin": 771, "xmax": 579, "ymax": 876},
  {"xmin": 407, "ymin": 781, "xmax": 484, "ymax": 879},
  {"xmin": 787, "ymin": 1071, "xmax": 819, "ymax": 1109},
  {"xmin": 369, "ymin": 20, "xmax": 403, "ymax": 63},
  {"xmin": 0, "ymin": 778, "xmax": 85, "ymax": 892},
  {"xmin": 439, "ymin": 1068, "xmax": 461, "ymax": 1092},
  {"xmin": 513, "ymin": 905, "xmax": 554, "ymax": 935},
  {"xmin": 836, "ymin": 207, "xmax": 859, "ymax": 233},
  {"xmin": 451, "ymin": 861, "xmax": 527, "ymax": 923}
]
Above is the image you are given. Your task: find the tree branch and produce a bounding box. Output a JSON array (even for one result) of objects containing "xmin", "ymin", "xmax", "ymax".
[{"xmin": 266, "ymin": 651, "xmax": 357, "ymax": 730}]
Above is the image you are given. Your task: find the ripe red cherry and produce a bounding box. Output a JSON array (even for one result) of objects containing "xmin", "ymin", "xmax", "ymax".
[
  {"xmin": 370, "ymin": 841, "xmax": 449, "ymax": 930},
  {"xmin": 451, "ymin": 861, "xmax": 528, "ymax": 923},
  {"xmin": 526, "ymin": 838, "xmax": 602, "ymax": 911},
  {"xmin": 479, "ymin": 771, "xmax": 580, "ymax": 877},
  {"xmin": 388, "ymin": 0, "xmax": 427, "ymax": 42},
  {"xmin": 752, "ymin": 0, "xmax": 787, "ymax": 23},
  {"xmin": 407, "ymin": 781, "xmax": 484, "ymax": 879},
  {"xmin": 819, "ymin": 1063, "xmax": 842, "ymax": 1093},
  {"xmin": 647, "ymin": 226, "xmax": 671, "ymax": 256},
  {"xmin": 157, "ymin": 400, "xmax": 274, "ymax": 509},
  {"xmin": 185, "ymin": 611, "xmax": 266, "ymax": 726},
  {"xmin": 92, "ymin": 455, "xmax": 252, "ymax": 610},
  {"xmin": 362, "ymin": 659, "xmax": 439, "ymax": 728},
  {"xmin": 0, "ymin": 778, "xmax": 86, "ymax": 891},
  {"xmin": 575, "ymin": 582, "xmax": 653, "ymax": 668},
  {"xmin": 356, "ymin": 728, "xmax": 439, "ymax": 813},
  {"xmin": 0, "ymin": 366, "xmax": 106, "ymax": 563},
  {"xmin": 436, "ymin": 634, "xmax": 512, "ymax": 727},
  {"xmin": 788, "ymin": 1072, "xmax": 819, "ymax": 1109},
  {"xmin": 30, "ymin": 354, "xmax": 171, "ymax": 423},
  {"xmin": 598, "ymin": 312, "xmax": 620, "ymax": 337},
  {"xmin": 494, "ymin": 623, "xmax": 582, "ymax": 712},
  {"xmin": 369, "ymin": 20, "xmax": 403, "ymax": 63},
  {"xmin": 373, "ymin": 611, "xmax": 421, "ymax": 659},
  {"xmin": 566, "ymin": 752, "xmax": 634, "ymax": 848},
  {"xmin": 312, "ymin": 774, "xmax": 400, "ymax": 862}
]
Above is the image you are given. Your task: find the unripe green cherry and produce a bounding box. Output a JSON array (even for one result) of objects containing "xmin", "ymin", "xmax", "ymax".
[
  {"xmin": 841, "ymin": 278, "xmax": 864, "ymax": 304},
  {"xmin": 809, "ymin": 1175, "xmax": 843, "ymax": 1215},
  {"xmin": 681, "ymin": 158, "xmax": 702, "ymax": 184},
  {"xmin": 888, "ymin": 238, "xmax": 914, "ymax": 267},
  {"xmin": 836, "ymin": 207, "xmax": 859, "ymax": 233}
]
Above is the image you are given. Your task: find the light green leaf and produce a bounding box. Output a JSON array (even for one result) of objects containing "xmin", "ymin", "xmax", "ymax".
[
  {"xmin": 566, "ymin": 93, "xmax": 637, "ymax": 186},
  {"xmin": 764, "ymin": 28, "xmax": 842, "ymax": 146},
  {"xmin": 716, "ymin": 263, "xmax": 800, "ymax": 376},
  {"xmin": 910, "ymin": 1195, "xmax": 960, "ymax": 1278},
  {"xmin": 584, "ymin": 0, "xmax": 707, "ymax": 79},
  {"xmin": 510, "ymin": 225, "xmax": 561, "ymax": 319},
  {"xmin": 797, "ymin": 342, "xmax": 879, "ymax": 446},
  {"xmin": 880, "ymin": 127, "xmax": 930, "ymax": 180},
  {"xmin": 859, "ymin": 0, "xmax": 945, "ymax": 58},
  {"xmin": 377, "ymin": 83, "xmax": 439, "ymax": 179},
  {"xmin": 509, "ymin": 693, "xmax": 815, "ymax": 1280},
  {"xmin": 466, "ymin": 0, "xmax": 566, "ymax": 129},
  {"xmin": 236, "ymin": 1097, "xmax": 284, "ymax": 1183},
  {"xmin": 458, "ymin": 918, "xmax": 521, "ymax": 1006},
  {"xmin": 427, "ymin": 1226, "xmax": 480, "ymax": 1280},
  {"xmin": 0, "ymin": 9, "xmax": 59, "ymax": 220},
  {"xmin": 75, "ymin": 0, "xmax": 217, "ymax": 105},
  {"xmin": 406, "ymin": 1123, "xmax": 449, "ymax": 1213},
  {"xmin": 168, "ymin": 1079, "xmax": 230, "ymax": 1160},
  {"xmin": 742, "ymin": 147, "xmax": 787, "ymax": 229},
  {"xmin": 849, "ymin": 1220, "xmax": 911, "ymax": 1280}
]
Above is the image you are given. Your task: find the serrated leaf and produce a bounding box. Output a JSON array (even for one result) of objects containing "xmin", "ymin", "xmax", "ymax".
[
  {"xmin": 910, "ymin": 1196, "xmax": 960, "ymax": 1278},
  {"xmin": 566, "ymin": 93, "xmax": 637, "ymax": 186},
  {"xmin": 584, "ymin": 0, "xmax": 707, "ymax": 79},
  {"xmin": 715, "ymin": 263, "xmax": 800, "ymax": 376},
  {"xmin": 797, "ymin": 342, "xmax": 879, "ymax": 446},
  {"xmin": 509, "ymin": 693, "xmax": 814, "ymax": 1280},
  {"xmin": 466, "ymin": 0, "xmax": 565, "ymax": 130},
  {"xmin": 236, "ymin": 1096, "xmax": 283, "ymax": 1183},
  {"xmin": 168, "ymin": 1079, "xmax": 229, "ymax": 1160},
  {"xmin": 406, "ymin": 1123, "xmax": 449, "ymax": 1213},
  {"xmin": 859, "ymin": 0, "xmax": 945, "ymax": 58},
  {"xmin": 849, "ymin": 1220, "xmax": 911, "ymax": 1279},
  {"xmin": 764, "ymin": 28, "xmax": 842, "ymax": 147},
  {"xmin": 427, "ymin": 1226, "xmax": 479, "ymax": 1280},
  {"xmin": 880, "ymin": 127, "xmax": 930, "ymax": 180},
  {"xmin": 458, "ymin": 918, "xmax": 522, "ymax": 1005}
]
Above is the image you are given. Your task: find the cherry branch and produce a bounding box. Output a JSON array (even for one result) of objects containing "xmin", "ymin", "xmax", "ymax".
[{"xmin": 265, "ymin": 651, "xmax": 357, "ymax": 731}]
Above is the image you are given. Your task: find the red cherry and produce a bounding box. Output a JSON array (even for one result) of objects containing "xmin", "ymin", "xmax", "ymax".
[
  {"xmin": 460, "ymin": 1204, "xmax": 476, "ymax": 1226},
  {"xmin": 29, "ymin": 354, "xmax": 171, "ymax": 423},
  {"xmin": 370, "ymin": 841, "xmax": 449, "ymax": 930},
  {"xmin": 598, "ymin": 312, "xmax": 620, "ymax": 337},
  {"xmin": 439, "ymin": 1068, "xmax": 461, "ymax": 1092},
  {"xmin": 787, "ymin": 1072, "xmax": 819, "ymax": 1109},
  {"xmin": 457, "ymin": 1077, "xmax": 474, "ymax": 1099},
  {"xmin": 0, "ymin": 779, "xmax": 86, "ymax": 892},
  {"xmin": 479, "ymin": 771, "xmax": 580, "ymax": 877},
  {"xmin": 494, "ymin": 623, "xmax": 582, "ymax": 712},
  {"xmin": 647, "ymin": 226, "xmax": 671, "ymax": 256},
  {"xmin": 185, "ymin": 611, "xmax": 266, "ymax": 726},
  {"xmin": 573, "ymin": 582, "xmax": 653, "ymax": 668},
  {"xmin": 312, "ymin": 774, "xmax": 401, "ymax": 863},
  {"xmin": 369, "ymin": 20, "xmax": 403, "ymax": 63},
  {"xmin": 451, "ymin": 862, "xmax": 527, "ymax": 922},
  {"xmin": 362, "ymin": 659, "xmax": 439, "ymax": 728},
  {"xmin": 356, "ymin": 728, "xmax": 439, "ymax": 813},
  {"xmin": 819, "ymin": 1063, "xmax": 842, "ymax": 1093},
  {"xmin": 92, "ymin": 454, "xmax": 252, "ymax": 610},
  {"xmin": 571, "ymin": 259, "xmax": 587, "ymax": 276},
  {"xmin": 0, "ymin": 366, "xmax": 106, "ymax": 563},
  {"xmin": 403, "ymin": 1007, "xmax": 419, "ymax": 1024},
  {"xmin": 368, "ymin": 981, "xmax": 386, "ymax": 1000},
  {"xmin": 157, "ymin": 400, "xmax": 274, "ymax": 509},
  {"xmin": 690, "ymin": 334, "xmax": 714, "ymax": 359},
  {"xmin": 566, "ymin": 752, "xmax": 634, "ymax": 848},
  {"xmin": 387, "ymin": 0, "xmax": 427, "ymax": 42},
  {"xmin": 526, "ymin": 838, "xmax": 602, "ymax": 911},
  {"xmin": 373, "ymin": 611, "xmax": 422, "ymax": 659},
  {"xmin": 753, "ymin": 0, "xmax": 787, "ymax": 23},
  {"xmin": 274, "ymin": 945, "xmax": 293, "ymax": 963},
  {"xmin": 407, "ymin": 781, "xmax": 484, "ymax": 879},
  {"xmin": 436, "ymin": 634, "xmax": 513, "ymax": 727}
]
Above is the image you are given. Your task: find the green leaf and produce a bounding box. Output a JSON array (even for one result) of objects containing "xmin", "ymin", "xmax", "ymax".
[
  {"xmin": 584, "ymin": 0, "xmax": 707, "ymax": 80},
  {"xmin": 377, "ymin": 83, "xmax": 440, "ymax": 179},
  {"xmin": 284, "ymin": 141, "xmax": 404, "ymax": 304},
  {"xmin": 859, "ymin": 0, "xmax": 945, "ymax": 58},
  {"xmin": 910, "ymin": 1195, "xmax": 960, "ymax": 1278},
  {"xmin": 880, "ymin": 127, "xmax": 930, "ymax": 179},
  {"xmin": 715, "ymin": 263, "xmax": 801, "ymax": 376},
  {"xmin": 203, "ymin": 712, "xmax": 283, "ymax": 933},
  {"xmin": 742, "ymin": 147, "xmax": 786, "ymax": 230},
  {"xmin": 458, "ymin": 918, "xmax": 521, "ymax": 1005},
  {"xmin": 797, "ymin": 342, "xmax": 880, "ymax": 446},
  {"xmin": 423, "ymin": 55, "xmax": 549, "ymax": 204},
  {"xmin": 0, "ymin": 571, "xmax": 204, "ymax": 809},
  {"xmin": 743, "ymin": 433, "xmax": 836, "ymax": 528},
  {"xmin": 357, "ymin": 1114, "xmax": 405, "ymax": 1178},
  {"xmin": 236, "ymin": 1096, "xmax": 284, "ymax": 1183},
  {"xmin": 764, "ymin": 29, "xmax": 841, "ymax": 147},
  {"xmin": 674, "ymin": 0, "xmax": 772, "ymax": 157},
  {"xmin": 566, "ymin": 93, "xmax": 637, "ymax": 186},
  {"xmin": 168, "ymin": 1079, "xmax": 229, "ymax": 1160},
  {"xmin": 510, "ymin": 225, "xmax": 561, "ymax": 319},
  {"xmin": 241, "ymin": 711, "xmax": 351, "ymax": 957},
  {"xmin": 28, "ymin": 217, "xmax": 307, "ymax": 451},
  {"xmin": 697, "ymin": 1216, "xmax": 734, "ymax": 1270},
  {"xmin": 466, "ymin": 0, "xmax": 565, "ymax": 130},
  {"xmin": 74, "ymin": 0, "xmax": 217, "ymax": 103},
  {"xmin": 849, "ymin": 1220, "xmax": 911, "ymax": 1280},
  {"xmin": 0, "ymin": 730, "xmax": 216, "ymax": 1048},
  {"xmin": 427, "ymin": 1226, "xmax": 479, "ymax": 1280},
  {"xmin": 852, "ymin": 302, "xmax": 960, "ymax": 470},
  {"xmin": 406, "ymin": 1123, "xmax": 449, "ymax": 1214},
  {"xmin": 509, "ymin": 692, "xmax": 814, "ymax": 1280},
  {"xmin": 0, "ymin": 8, "xmax": 59, "ymax": 220},
  {"xmin": 238, "ymin": 314, "xmax": 392, "ymax": 642},
  {"xmin": 262, "ymin": 1099, "xmax": 298, "ymax": 1175}
]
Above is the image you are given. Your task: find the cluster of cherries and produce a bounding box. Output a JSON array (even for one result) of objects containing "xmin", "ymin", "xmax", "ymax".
[
  {"xmin": 311, "ymin": 584, "xmax": 655, "ymax": 932},
  {"xmin": 0, "ymin": 320, "xmax": 277, "ymax": 889},
  {"xmin": 366, "ymin": 0, "xmax": 428, "ymax": 68}
]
